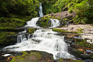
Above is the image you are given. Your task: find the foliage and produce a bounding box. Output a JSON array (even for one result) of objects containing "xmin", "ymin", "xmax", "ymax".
[
  {"xmin": 0, "ymin": 0, "xmax": 39, "ymax": 17},
  {"xmin": 53, "ymin": 0, "xmax": 93, "ymax": 24},
  {"xmin": 39, "ymin": 0, "xmax": 57, "ymax": 14}
]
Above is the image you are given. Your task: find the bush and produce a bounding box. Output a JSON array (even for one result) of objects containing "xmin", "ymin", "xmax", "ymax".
[{"xmin": 0, "ymin": 0, "xmax": 39, "ymax": 17}]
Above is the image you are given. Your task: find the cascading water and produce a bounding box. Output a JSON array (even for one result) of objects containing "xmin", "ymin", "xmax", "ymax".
[
  {"xmin": 50, "ymin": 19, "xmax": 60, "ymax": 28},
  {"xmin": 3, "ymin": 3, "xmax": 75, "ymax": 60},
  {"xmin": 39, "ymin": 3, "xmax": 43, "ymax": 17},
  {"xmin": 4, "ymin": 28, "xmax": 75, "ymax": 59},
  {"xmin": 25, "ymin": 17, "xmax": 40, "ymax": 28},
  {"xmin": 3, "ymin": 19, "xmax": 75, "ymax": 60}
]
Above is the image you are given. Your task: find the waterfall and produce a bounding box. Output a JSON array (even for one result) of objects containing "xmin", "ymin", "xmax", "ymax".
[
  {"xmin": 50, "ymin": 19, "xmax": 60, "ymax": 28},
  {"xmin": 17, "ymin": 35, "xmax": 22, "ymax": 43},
  {"xmin": 3, "ymin": 4, "xmax": 75, "ymax": 60},
  {"xmin": 39, "ymin": 3, "xmax": 43, "ymax": 17},
  {"xmin": 17, "ymin": 34, "xmax": 27, "ymax": 43},
  {"xmin": 4, "ymin": 28, "xmax": 75, "ymax": 60},
  {"xmin": 25, "ymin": 17, "xmax": 40, "ymax": 28}
]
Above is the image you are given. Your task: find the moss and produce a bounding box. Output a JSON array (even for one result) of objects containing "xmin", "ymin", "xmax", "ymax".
[
  {"xmin": 53, "ymin": 28, "xmax": 70, "ymax": 33},
  {"xmin": 0, "ymin": 16, "xmax": 31, "ymax": 28},
  {"xmin": 77, "ymin": 28, "xmax": 83, "ymax": 33},
  {"xmin": 52, "ymin": 28, "xmax": 85, "ymax": 34},
  {"xmin": 10, "ymin": 51, "xmax": 55, "ymax": 62},
  {"xmin": 0, "ymin": 32, "xmax": 16, "ymax": 46},
  {"xmin": 73, "ymin": 50, "xmax": 83, "ymax": 58},
  {"xmin": 57, "ymin": 58, "xmax": 65, "ymax": 62},
  {"xmin": 89, "ymin": 54, "xmax": 93, "ymax": 60},
  {"xmin": 75, "ymin": 39, "xmax": 93, "ymax": 49},
  {"xmin": 37, "ymin": 15, "xmax": 61, "ymax": 28},
  {"xmin": 10, "ymin": 51, "xmax": 41, "ymax": 62},
  {"xmin": 37, "ymin": 16, "xmax": 50, "ymax": 27},
  {"xmin": 27, "ymin": 28, "xmax": 37, "ymax": 34}
]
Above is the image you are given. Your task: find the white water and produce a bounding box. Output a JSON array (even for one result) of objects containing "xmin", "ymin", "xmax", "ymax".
[
  {"xmin": 50, "ymin": 19, "xmax": 60, "ymax": 28},
  {"xmin": 25, "ymin": 17, "xmax": 40, "ymax": 28},
  {"xmin": 4, "ymin": 28, "xmax": 75, "ymax": 59},
  {"xmin": 39, "ymin": 3, "xmax": 43, "ymax": 17}
]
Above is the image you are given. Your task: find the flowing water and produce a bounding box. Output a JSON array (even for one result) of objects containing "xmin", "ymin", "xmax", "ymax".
[
  {"xmin": 25, "ymin": 17, "xmax": 40, "ymax": 28},
  {"xmin": 3, "ymin": 3, "xmax": 75, "ymax": 60},
  {"xmin": 3, "ymin": 18, "xmax": 75, "ymax": 59},
  {"xmin": 39, "ymin": 3, "xmax": 43, "ymax": 17}
]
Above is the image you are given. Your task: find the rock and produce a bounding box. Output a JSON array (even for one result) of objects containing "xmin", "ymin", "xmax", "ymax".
[
  {"xmin": 10, "ymin": 51, "xmax": 55, "ymax": 62},
  {"xmin": 81, "ymin": 53, "xmax": 89, "ymax": 59},
  {"xmin": 44, "ymin": 11, "xmax": 72, "ymax": 19},
  {"xmin": 84, "ymin": 59, "xmax": 92, "ymax": 62},
  {"xmin": 85, "ymin": 50, "xmax": 93, "ymax": 54}
]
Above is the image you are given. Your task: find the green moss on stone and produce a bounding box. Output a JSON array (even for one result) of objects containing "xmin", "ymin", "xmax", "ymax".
[
  {"xmin": 53, "ymin": 28, "xmax": 69, "ymax": 33},
  {"xmin": 57, "ymin": 58, "xmax": 84, "ymax": 62},
  {"xmin": 38, "ymin": 16, "xmax": 50, "ymax": 27},
  {"xmin": 27, "ymin": 28, "xmax": 37, "ymax": 34},
  {"xmin": 10, "ymin": 51, "xmax": 41, "ymax": 62},
  {"xmin": 77, "ymin": 28, "xmax": 83, "ymax": 33},
  {"xmin": 0, "ymin": 16, "xmax": 31, "ymax": 28},
  {"xmin": 70, "ymin": 60, "xmax": 84, "ymax": 62},
  {"xmin": 57, "ymin": 58, "xmax": 65, "ymax": 62},
  {"xmin": 0, "ymin": 32, "xmax": 16, "ymax": 46},
  {"xmin": 75, "ymin": 39, "xmax": 93, "ymax": 49}
]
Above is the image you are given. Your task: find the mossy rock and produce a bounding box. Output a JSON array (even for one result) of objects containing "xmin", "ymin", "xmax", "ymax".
[
  {"xmin": 52, "ymin": 28, "xmax": 69, "ymax": 33},
  {"xmin": 75, "ymin": 39, "xmax": 93, "ymax": 49},
  {"xmin": 10, "ymin": 51, "xmax": 54, "ymax": 62},
  {"xmin": 73, "ymin": 49, "xmax": 83, "ymax": 58},
  {"xmin": 57, "ymin": 58, "xmax": 65, "ymax": 62},
  {"xmin": 0, "ymin": 27, "xmax": 24, "ymax": 32},
  {"xmin": 77, "ymin": 28, "xmax": 83, "ymax": 33},
  {"xmin": 10, "ymin": 51, "xmax": 41, "ymax": 62},
  {"xmin": 37, "ymin": 16, "xmax": 50, "ymax": 27},
  {"xmin": 27, "ymin": 28, "xmax": 37, "ymax": 34},
  {"xmin": 0, "ymin": 32, "xmax": 16, "ymax": 46},
  {"xmin": 0, "ymin": 15, "xmax": 31, "ymax": 28},
  {"xmin": 52, "ymin": 28, "xmax": 84, "ymax": 34},
  {"xmin": 70, "ymin": 60, "xmax": 84, "ymax": 62},
  {"xmin": 37, "ymin": 15, "xmax": 61, "ymax": 28},
  {"xmin": 57, "ymin": 58, "xmax": 84, "ymax": 62}
]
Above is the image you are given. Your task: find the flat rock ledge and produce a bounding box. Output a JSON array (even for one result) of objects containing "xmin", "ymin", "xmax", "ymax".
[{"xmin": 57, "ymin": 24, "xmax": 93, "ymax": 40}]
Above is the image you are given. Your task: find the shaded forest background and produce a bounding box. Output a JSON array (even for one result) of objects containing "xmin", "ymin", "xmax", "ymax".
[{"xmin": 0, "ymin": 0, "xmax": 93, "ymax": 27}]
